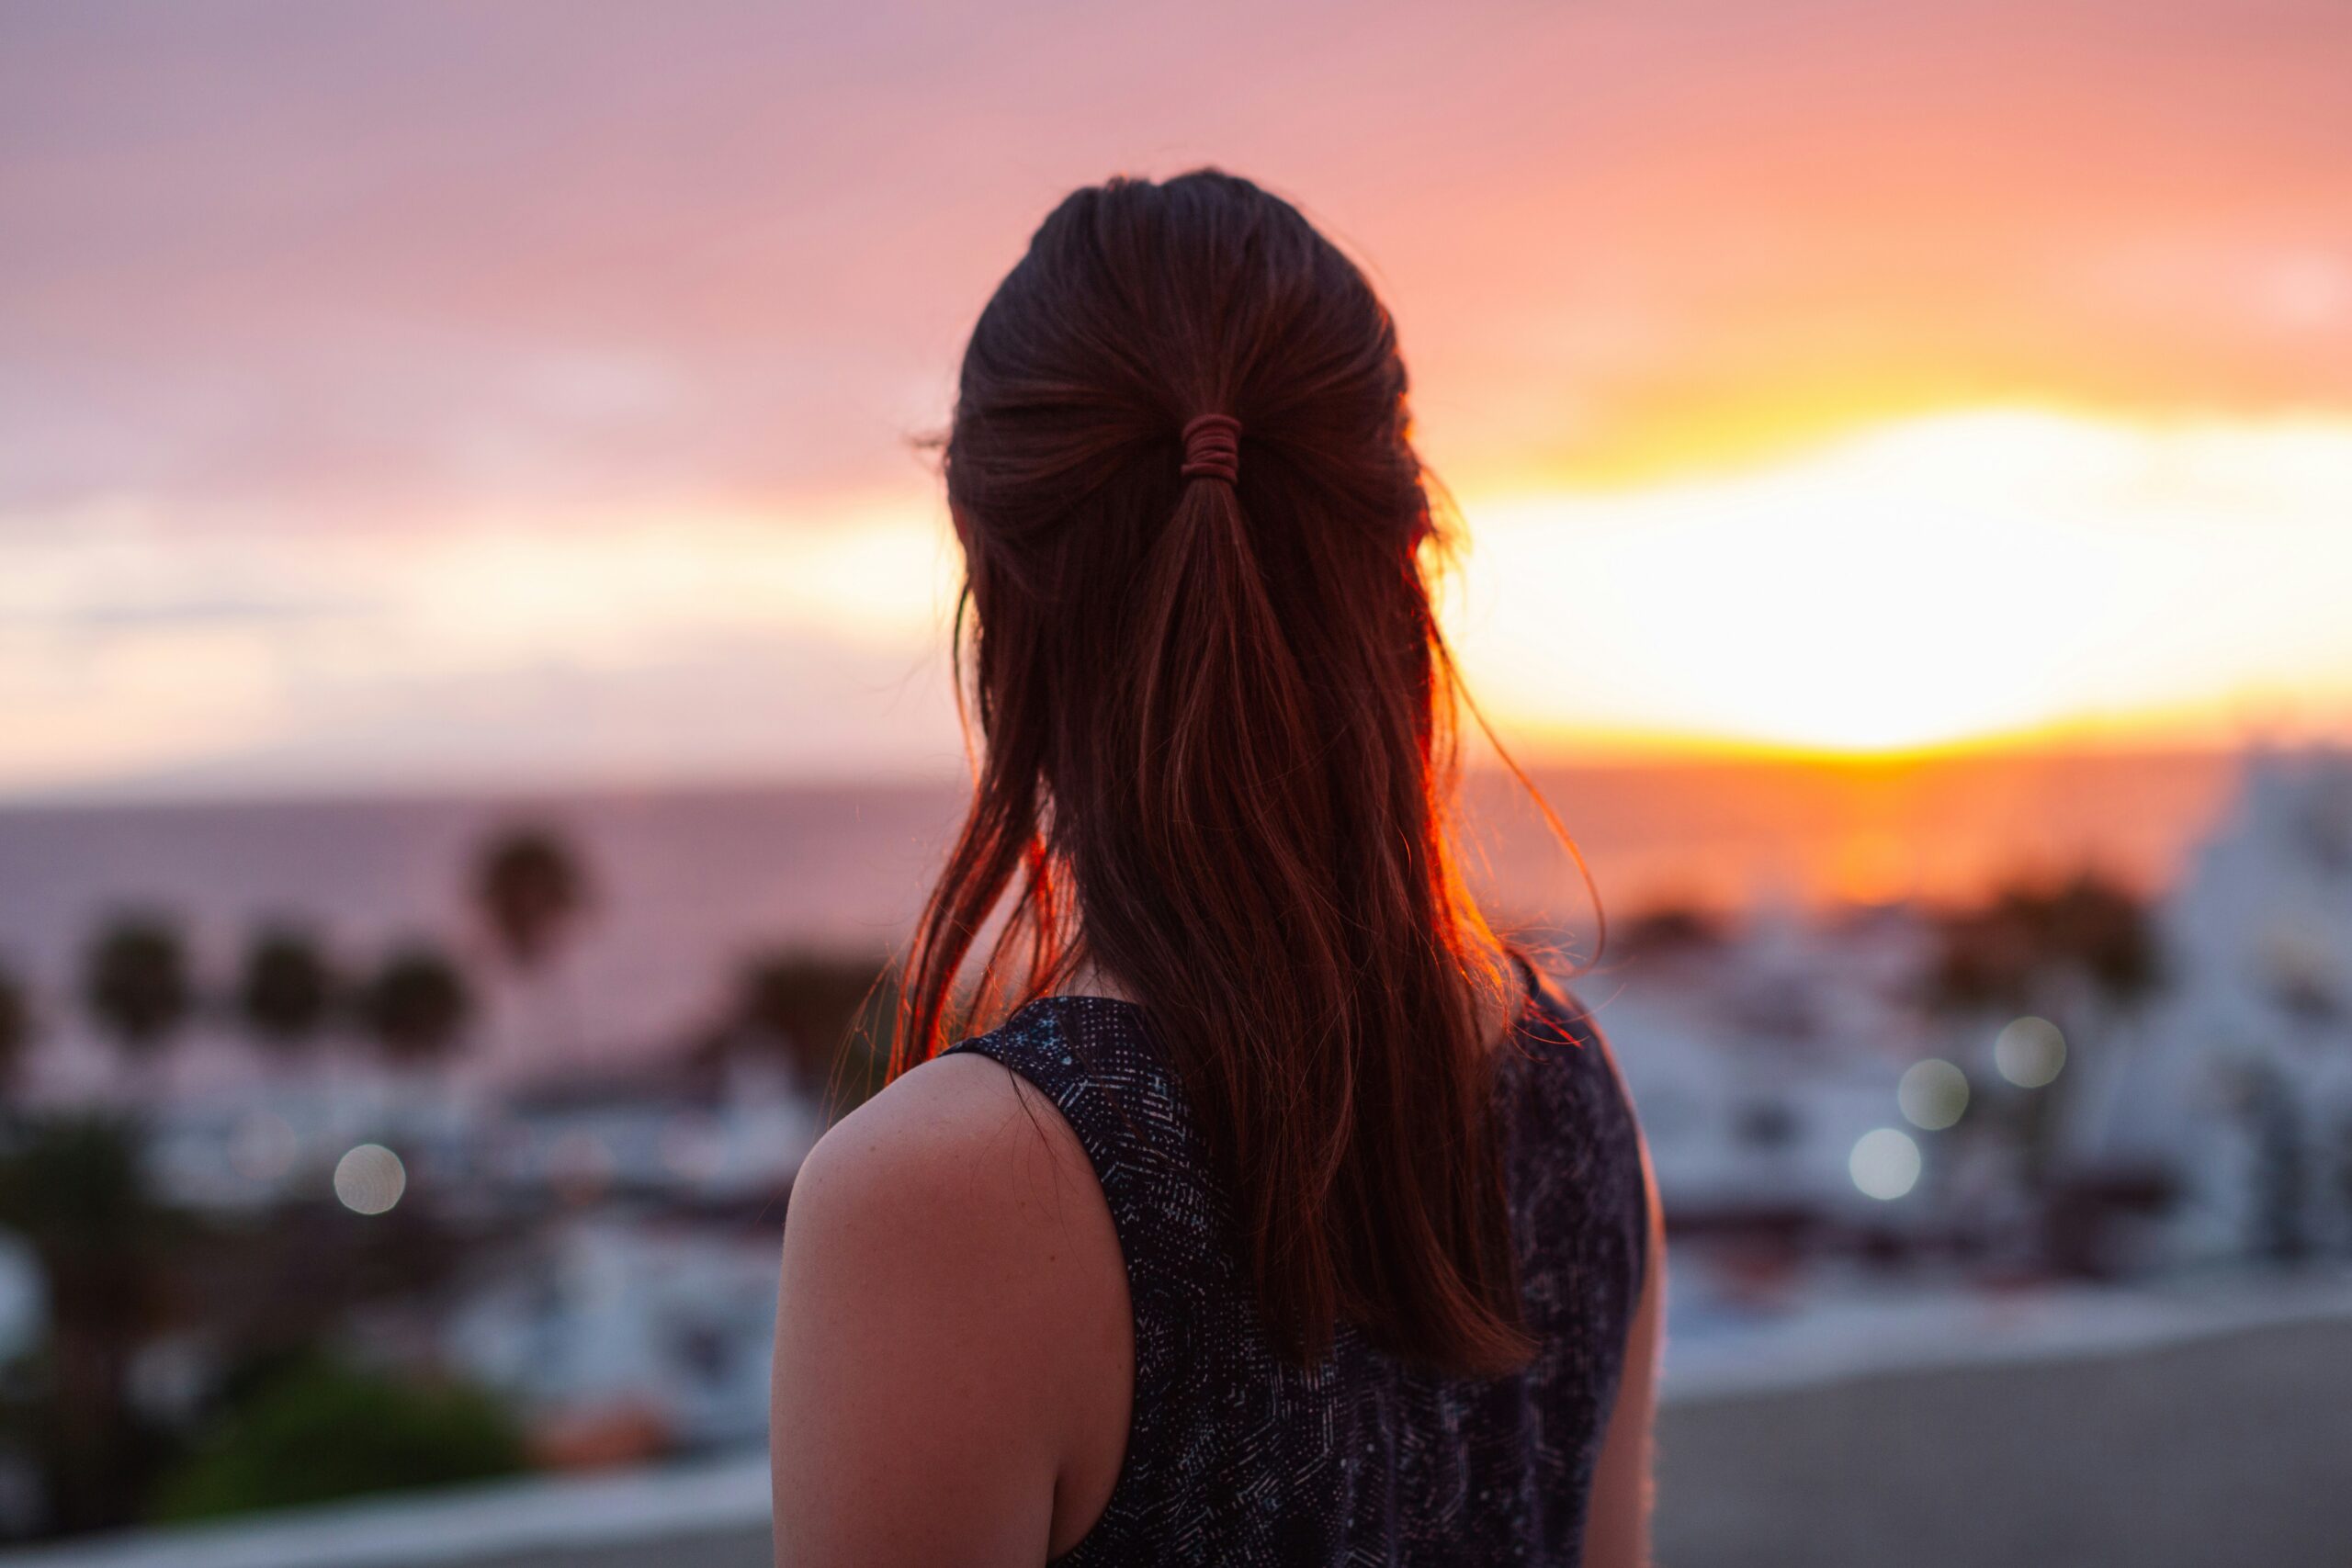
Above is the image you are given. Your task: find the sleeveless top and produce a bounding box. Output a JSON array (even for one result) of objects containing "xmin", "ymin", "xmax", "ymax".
[{"xmin": 943, "ymin": 951, "xmax": 1650, "ymax": 1567}]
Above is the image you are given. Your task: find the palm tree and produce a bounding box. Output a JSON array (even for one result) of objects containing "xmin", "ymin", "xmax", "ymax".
[
  {"xmin": 353, "ymin": 944, "xmax": 475, "ymax": 1155},
  {"xmin": 471, "ymin": 825, "xmax": 592, "ymax": 1070},
  {"xmin": 235, "ymin": 923, "xmax": 339, "ymax": 1065},
  {"xmin": 356, "ymin": 945, "xmax": 474, "ymax": 1071},
  {"xmin": 81, "ymin": 911, "xmax": 194, "ymax": 1095},
  {"xmin": 0, "ymin": 958, "xmax": 34, "ymax": 1099},
  {"xmin": 472, "ymin": 825, "xmax": 590, "ymax": 973}
]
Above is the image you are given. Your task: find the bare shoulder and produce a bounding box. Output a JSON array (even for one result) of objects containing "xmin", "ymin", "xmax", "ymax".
[
  {"xmin": 781, "ymin": 1052, "xmax": 1128, "ymax": 1378},
  {"xmin": 786, "ymin": 1051, "xmax": 1106, "ymax": 1258},
  {"xmin": 772, "ymin": 1051, "xmax": 1132, "ymax": 1563}
]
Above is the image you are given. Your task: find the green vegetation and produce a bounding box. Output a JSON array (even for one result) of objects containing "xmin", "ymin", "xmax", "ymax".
[
  {"xmin": 0, "ymin": 1111, "xmax": 514, "ymax": 1532},
  {"xmin": 153, "ymin": 1356, "xmax": 526, "ymax": 1521},
  {"xmin": 0, "ymin": 1114, "xmax": 184, "ymax": 1532},
  {"xmin": 0, "ymin": 825, "xmax": 594, "ymax": 1538}
]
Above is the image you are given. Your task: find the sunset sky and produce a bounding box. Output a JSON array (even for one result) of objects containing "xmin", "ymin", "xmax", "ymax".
[{"xmin": 6, "ymin": 0, "xmax": 2352, "ymax": 798}]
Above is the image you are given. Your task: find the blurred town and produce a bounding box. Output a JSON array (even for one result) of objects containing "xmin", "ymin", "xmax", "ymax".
[{"xmin": 0, "ymin": 745, "xmax": 2346, "ymax": 1549}]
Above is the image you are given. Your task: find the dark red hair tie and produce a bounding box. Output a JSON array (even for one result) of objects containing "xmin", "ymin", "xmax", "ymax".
[{"xmin": 1180, "ymin": 412, "xmax": 1242, "ymax": 485}]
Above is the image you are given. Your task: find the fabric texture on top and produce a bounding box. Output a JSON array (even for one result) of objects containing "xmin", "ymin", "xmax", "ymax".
[{"xmin": 943, "ymin": 951, "xmax": 1649, "ymax": 1567}]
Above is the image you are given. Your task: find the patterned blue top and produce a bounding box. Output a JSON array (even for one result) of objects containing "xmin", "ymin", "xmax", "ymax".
[{"xmin": 944, "ymin": 952, "xmax": 1650, "ymax": 1566}]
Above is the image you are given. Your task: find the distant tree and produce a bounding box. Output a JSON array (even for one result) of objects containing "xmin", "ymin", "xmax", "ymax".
[
  {"xmin": 727, "ymin": 950, "xmax": 894, "ymax": 1112},
  {"xmin": 1616, "ymin": 904, "xmax": 1728, "ymax": 961},
  {"xmin": 471, "ymin": 825, "xmax": 591, "ymax": 973},
  {"xmin": 2040, "ymin": 874, "xmax": 2165, "ymax": 1006},
  {"xmin": 356, "ymin": 946, "xmax": 473, "ymax": 1069},
  {"xmin": 1925, "ymin": 873, "xmax": 2166, "ymax": 1258},
  {"xmin": 81, "ymin": 912, "xmax": 194, "ymax": 1078},
  {"xmin": 1927, "ymin": 872, "xmax": 2162, "ymax": 1018},
  {"xmin": 180, "ymin": 1187, "xmax": 475, "ymax": 1394},
  {"xmin": 234, "ymin": 924, "xmax": 338, "ymax": 1062},
  {"xmin": 471, "ymin": 824, "xmax": 593, "ymax": 1070},
  {"xmin": 0, "ymin": 1113, "xmax": 185, "ymax": 1532},
  {"xmin": 0, "ymin": 959, "xmax": 34, "ymax": 1095}
]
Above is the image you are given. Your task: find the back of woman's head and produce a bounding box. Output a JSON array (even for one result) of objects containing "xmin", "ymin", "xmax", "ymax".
[{"xmin": 902, "ymin": 168, "xmax": 1531, "ymax": 1375}]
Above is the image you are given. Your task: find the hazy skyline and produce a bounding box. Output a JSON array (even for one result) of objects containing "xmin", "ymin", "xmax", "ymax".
[{"xmin": 7, "ymin": 0, "xmax": 2352, "ymax": 797}]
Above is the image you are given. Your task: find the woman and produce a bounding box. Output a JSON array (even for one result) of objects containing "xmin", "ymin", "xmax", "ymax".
[{"xmin": 770, "ymin": 168, "xmax": 1660, "ymax": 1567}]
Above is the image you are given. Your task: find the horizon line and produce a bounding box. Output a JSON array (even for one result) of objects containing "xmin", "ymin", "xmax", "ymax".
[{"xmin": 0, "ymin": 731, "xmax": 2299, "ymax": 817}]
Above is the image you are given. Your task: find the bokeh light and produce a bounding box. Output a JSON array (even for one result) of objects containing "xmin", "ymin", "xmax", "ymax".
[
  {"xmin": 334, "ymin": 1144, "xmax": 407, "ymax": 1215},
  {"xmin": 1994, "ymin": 1016, "xmax": 2067, "ymax": 1088},
  {"xmin": 1897, "ymin": 1058, "xmax": 1970, "ymax": 1131},
  {"xmin": 1849, "ymin": 1128, "xmax": 1922, "ymax": 1201}
]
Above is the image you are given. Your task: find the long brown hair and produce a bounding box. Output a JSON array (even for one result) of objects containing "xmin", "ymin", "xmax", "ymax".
[{"xmin": 899, "ymin": 169, "xmax": 1535, "ymax": 1375}]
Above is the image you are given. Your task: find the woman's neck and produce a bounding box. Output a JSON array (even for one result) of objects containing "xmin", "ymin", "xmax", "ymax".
[
  {"xmin": 1059, "ymin": 954, "xmax": 1140, "ymax": 1005},
  {"xmin": 1060, "ymin": 939, "xmax": 1525, "ymax": 1046}
]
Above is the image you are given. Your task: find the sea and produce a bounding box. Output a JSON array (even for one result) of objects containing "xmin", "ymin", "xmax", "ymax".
[{"xmin": 0, "ymin": 750, "xmax": 2239, "ymax": 1087}]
